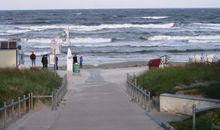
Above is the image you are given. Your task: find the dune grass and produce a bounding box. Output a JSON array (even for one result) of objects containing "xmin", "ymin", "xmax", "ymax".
[
  {"xmin": 136, "ymin": 62, "xmax": 220, "ymax": 98},
  {"xmin": 0, "ymin": 68, "xmax": 62, "ymax": 107},
  {"xmin": 170, "ymin": 108, "xmax": 220, "ymax": 130}
]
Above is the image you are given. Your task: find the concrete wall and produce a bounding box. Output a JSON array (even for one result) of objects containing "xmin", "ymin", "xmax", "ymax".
[
  {"xmin": 160, "ymin": 93, "xmax": 220, "ymax": 115},
  {"xmin": 0, "ymin": 50, "xmax": 17, "ymax": 68}
]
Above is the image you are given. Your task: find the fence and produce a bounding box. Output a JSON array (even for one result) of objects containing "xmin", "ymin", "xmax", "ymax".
[
  {"xmin": 51, "ymin": 74, "xmax": 68, "ymax": 110},
  {"xmin": 126, "ymin": 73, "xmax": 151, "ymax": 111},
  {"xmin": 192, "ymin": 104, "xmax": 220, "ymax": 130},
  {"xmin": 0, "ymin": 74, "xmax": 67, "ymax": 130}
]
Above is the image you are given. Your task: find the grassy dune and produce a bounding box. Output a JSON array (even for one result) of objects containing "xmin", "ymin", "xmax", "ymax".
[
  {"xmin": 136, "ymin": 62, "xmax": 220, "ymax": 98},
  {"xmin": 0, "ymin": 68, "xmax": 62, "ymax": 106}
]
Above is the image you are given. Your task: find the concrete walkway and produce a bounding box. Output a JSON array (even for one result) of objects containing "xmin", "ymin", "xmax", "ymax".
[{"xmin": 8, "ymin": 67, "xmax": 164, "ymax": 130}]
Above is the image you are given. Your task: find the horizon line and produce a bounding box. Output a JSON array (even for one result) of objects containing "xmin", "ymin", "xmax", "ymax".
[{"xmin": 0, "ymin": 7, "xmax": 220, "ymax": 11}]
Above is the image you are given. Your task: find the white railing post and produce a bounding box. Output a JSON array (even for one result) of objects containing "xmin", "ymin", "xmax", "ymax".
[{"xmin": 192, "ymin": 104, "xmax": 196, "ymax": 130}]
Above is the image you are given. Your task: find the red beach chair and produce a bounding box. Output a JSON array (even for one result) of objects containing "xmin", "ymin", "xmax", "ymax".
[{"xmin": 148, "ymin": 58, "xmax": 162, "ymax": 70}]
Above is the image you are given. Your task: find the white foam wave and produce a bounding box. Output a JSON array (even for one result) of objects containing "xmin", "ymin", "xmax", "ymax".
[
  {"xmin": 26, "ymin": 37, "xmax": 112, "ymax": 46},
  {"xmin": 70, "ymin": 37, "xmax": 112, "ymax": 43},
  {"xmin": 33, "ymin": 45, "xmax": 51, "ymax": 49},
  {"xmin": 17, "ymin": 23, "xmax": 174, "ymax": 32},
  {"xmin": 193, "ymin": 23, "xmax": 220, "ymax": 30},
  {"xmin": 27, "ymin": 38, "xmax": 52, "ymax": 43},
  {"xmin": 188, "ymin": 39, "xmax": 220, "ymax": 43},
  {"xmin": 148, "ymin": 35, "xmax": 220, "ymax": 41},
  {"xmin": 0, "ymin": 38, "xmax": 7, "ymax": 41},
  {"xmin": 72, "ymin": 23, "xmax": 174, "ymax": 31},
  {"xmin": 141, "ymin": 16, "xmax": 169, "ymax": 19},
  {"xmin": 0, "ymin": 29, "xmax": 30, "ymax": 35},
  {"xmin": 18, "ymin": 25, "xmax": 61, "ymax": 31}
]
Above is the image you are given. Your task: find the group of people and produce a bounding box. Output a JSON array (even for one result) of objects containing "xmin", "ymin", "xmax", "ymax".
[
  {"xmin": 30, "ymin": 52, "xmax": 83, "ymax": 69},
  {"xmin": 30, "ymin": 52, "xmax": 58, "ymax": 69}
]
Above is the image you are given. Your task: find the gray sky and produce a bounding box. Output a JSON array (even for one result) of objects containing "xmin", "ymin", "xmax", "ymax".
[{"xmin": 1, "ymin": 0, "xmax": 220, "ymax": 10}]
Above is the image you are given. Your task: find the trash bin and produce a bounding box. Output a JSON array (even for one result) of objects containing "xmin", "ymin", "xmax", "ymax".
[
  {"xmin": 73, "ymin": 63, "xmax": 80, "ymax": 73},
  {"xmin": 148, "ymin": 58, "xmax": 161, "ymax": 70}
]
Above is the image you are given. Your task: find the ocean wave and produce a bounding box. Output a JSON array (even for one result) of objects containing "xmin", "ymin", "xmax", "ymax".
[
  {"xmin": 0, "ymin": 29, "xmax": 31, "ymax": 35},
  {"xmin": 63, "ymin": 42, "xmax": 170, "ymax": 48},
  {"xmin": 0, "ymin": 38, "xmax": 7, "ymax": 41},
  {"xmin": 71, "ymin": 23, "xmax": 174, "ymax": 31},
  {"xmin": 17, "ymin": 23, "xmax": 174, "ymax": 32},
  {"xmin": 148, "ymin": 35, "xmax": 220, "ymax": 41},
  {"xmin": 193, "ymin": 23, "xmax": 220, "ymax": 30},
  {"xmin": 27, "ymin": 37, "xmax": 112, "ymax": 45},
  {"xmin": 188, "ymin": 39, "xmax": 220, "ymax": 43},
  {"xmin": 70, "ymin": 37, "xmax": 112, "ymax": 43},
  {"xmin": 33, "ymin": 45, "xmax": 51, "ymax": 49},
  {"xmin": 27, "ymin": 38, "xmax": 52, "ymax": 43},
  {"xmin": 167, "ymin": 48, "xmax": 220, "ymax": 53},
  {"xmin": 141, "ymin": 16, "xmax": 169, "ymax": 19},
  {"xmin": 18, "ymin": 25, "xmax": 61, "ymax": 31}
]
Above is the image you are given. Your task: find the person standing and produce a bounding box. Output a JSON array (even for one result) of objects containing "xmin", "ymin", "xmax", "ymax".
[
  {"xmin": 79, "ymin": 56, "xmax": 83, "ymax": 68},
  {"xmin": 41, "ymin": 55, "xmax": 45, "ymax": 68},
  {"xmin": 30, "ymin": 51, "xmax": 36, "ymax": 67},
  {"xmin": 41, "ymin": 55, "xmax": 48, "ymax": 69},
  {"xmin": 55, "ymin": 56, "xmax": 58, "ymax": 70},
  {"xmin": 73, "ymin": 54, "xmax": 78, "ymax": 64}
]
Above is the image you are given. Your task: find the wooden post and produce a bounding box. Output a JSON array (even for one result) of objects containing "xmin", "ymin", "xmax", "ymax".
[
  {"xmin": 23, "ymin": 95, "xmax": 26, "ymax": 114},
  {"xmin": 18, "ymin": 97, "xmax": 21, "ymax": 117},
  {"xmin": 3, "ymin": 102, "xmax": 7, "ymax": 128},
  {"xmin": 28, "ymin": 93, "xmax": 31, "ymax": 110},
  {"xmin": 51, "ymin": 91, "xmax": 54, "ymax": 110},
  {"xmin": 144, "ymin": 90, "xmax": 147, "ymax": 110},
  {"xmin": 148, "ymin": 92, "xmax": 151, "ymax": 112},
  {"xmin": 31, "ymin": 93, "xmax": 34, "ymax": 109},
  {"xmin": 11, "ymin": 99, "xmax": 14, "ymax": 121}
]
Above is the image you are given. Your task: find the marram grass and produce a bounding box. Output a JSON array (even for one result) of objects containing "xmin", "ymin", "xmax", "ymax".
[{"xmin": 0, "ymin": 68, "xmax": 62, "ymax": 106}]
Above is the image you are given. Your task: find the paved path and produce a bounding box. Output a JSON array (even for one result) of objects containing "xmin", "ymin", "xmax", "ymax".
[{"xmin": 8, "ymin": 68, "xmax": 163, "ymax": 130}]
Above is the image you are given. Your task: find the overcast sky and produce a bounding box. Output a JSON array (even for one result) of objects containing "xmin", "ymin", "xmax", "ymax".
[{"xmin": 0, "ymin": 0, "xmax": 220, "ymax": 10}]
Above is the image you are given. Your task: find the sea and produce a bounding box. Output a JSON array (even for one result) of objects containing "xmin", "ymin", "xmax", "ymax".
[{"xmin": 0, "ymin": 9, "xmax": 220, "ymax": 66}]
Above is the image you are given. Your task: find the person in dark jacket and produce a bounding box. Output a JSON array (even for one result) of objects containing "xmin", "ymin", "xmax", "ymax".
[
  {"xmin": 73, "ymin": 54, "xmax": 78, "ymax": 64},
  {"xmin": 30, "ymin": 51, "xmax": 36, "ymax": 67},
  {"xmin": 41, "ymin": 55, "xmax": 48, "ymax": 69},
  {"xmin": 55, "ymin": 56, "xmax": 58, "ymax": 70}
]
